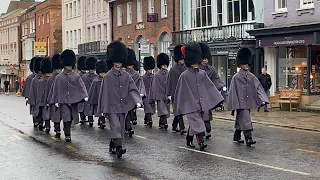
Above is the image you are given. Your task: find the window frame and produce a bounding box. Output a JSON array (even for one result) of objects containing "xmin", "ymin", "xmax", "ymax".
[
  {"xmin": 161, "ymin": 0, "xmax": 168, "ymax": 18},
  {"xmin": 227, "ymin": 0, "xmax": 255, "ymax": 24},
  {"xmin": 148, "ymin": 0, "xmax": 155, "ymax": 13},
  {"xmin": 275, "ymin": 0, "xmax": 288, "ymax": 12},
  {"xmin": 46, "ymin": 13, "xmax": 49, "ymax": 23},
  {"xmin": 117, "ymin": 5, "xmax": 123, "ymax": 26},
  {"xmin": 42, "ymin": 15, "xmax": 44, "ymax": 24},
  {"xmin": 300, "ymin": 0, "xmax": 314, "ymax": 9},
  {"xmin": 191, "ymin": 0, "xmax": 213, "ymax": 28},
  {"xmin": 137, "ymin": 0, "xmax": 143, "ymax": 23},
  {"xmin": 127, "ymin": 2, "xmax": 132, "ymax": 24}
]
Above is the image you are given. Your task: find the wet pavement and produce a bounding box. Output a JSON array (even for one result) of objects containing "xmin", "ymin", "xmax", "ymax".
[{"xmin": 0, "ymin": 94, "xmax": 320, "ymax": 180}]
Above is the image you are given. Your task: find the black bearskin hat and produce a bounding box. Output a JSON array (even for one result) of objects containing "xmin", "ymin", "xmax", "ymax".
[
  {"xmin": 125, "ymin": 48, "xmax": 137, "ymax": 67},
  {"xmin": 96, "ymin": 60, "xmax": 108, "ymax": 74},
  {"xmin": 52, "ymin": 54, "xmax": 62, "ymax": 70},
  {"xmin": 77, "ymin": 56, "xmax": 87, "ymax": 71},
  {"xmin": 107, "ymin": 40, "xmax": 128, "ymax": 65},
  {"xmin": 157, "ymin": 53, "xmax": 170, "ymax": 69},
  {"xmin": 143, "ymin": 56, "xmax": 155, "ymax": 71},
  {"xmin": 40, "ymin": 57, "xmax": 53, "ymax": 74},
  {"xmin": 237, "ymin": 48, "xmax": 252, "ymax": 67},
  {"xmin": 61, "ymin": 49, "xmax": 76, "ymax": 67},
  {"xmin": 181, "ymin": 43, "xmax": 202, "ymax": 67},
  {"xmin": 198, "ymin": 42, "xmax": 212, "ymax": 62},
  {"xmin": 29, "ymin": 57, "xmax": 35, "ymax": 72},
  {"xmin": 33, "ymin": 57, "xmax": 43, "ymax": 73},
  {"xmin": 85, "ymin": 56, "xmax": 98, "ymax": 70},
  {"xmin": 173, "ymin": 45, "xmax": 184, "ymax": 62}
]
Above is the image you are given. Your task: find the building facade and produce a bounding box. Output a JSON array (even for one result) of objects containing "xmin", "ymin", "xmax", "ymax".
[
  {"xmin": 35, "ymin": 0, "xmax": 62, "ymax": 57},
  {"xmin": 174, "ymin": 0, "xmax": 264, "ymax": 88},
  {"xmin": 111, "ymin": 0, "xmax": 180, "ymax": 73},
  {"xmin": 248, "ymin": 0, "xmax": 320, "ymax": 107}
]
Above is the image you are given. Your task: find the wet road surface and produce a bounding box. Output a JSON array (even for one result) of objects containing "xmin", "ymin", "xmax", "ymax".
[{"xmin": 0, "ymin": 94, "xmax": 319, "ymax": 180}]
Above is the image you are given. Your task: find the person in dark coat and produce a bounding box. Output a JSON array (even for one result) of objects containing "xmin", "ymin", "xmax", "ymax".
[
  {"xmin": 88, "ymin": 60, "xmax": 108, "ymax": 129},
  {"xmin": 4, "ymin": 79, "xmax": 10, "ymax": 94},
  {"xmin": 47, "ymin": 54, "xmax": 63, "ymax": 138},
  {"xmin": 227, "ymin": 48, "xmax": 269, "ymax": 147},
  {"xmin": 98, "ymin": 41, "xmax": 142, "ymax": 158},
  {"xmin": 124, "ymin": 48, "xmax": 146, "ymax": 137},
  {"xmin": 77, "ymin": 56, "xmax": 87, "ymax": 123},
  {"xmin": 50, "ymin": 50, "xmax": 88, "ymax": 142},
  {"xmin": 82, "ymin": 56, "xmax": 98, "ymax": 127},
  {"xmin": 167, "ymin": 45, "xmax": 187, "ymax": 134},
  {"xmin": 142, "ymin": 56, "xmax": 156, "ymax": 127},
  {"xmin": 28, "ymin": 57, "xmax": 43, "ymax": 129},
  {"xmin": 174, "ymin": 43, "xmax": 224, "ymax": 151},
  {"xmin": 36, "ymin": 57, "xmax": 53, "ymax": 134},
  {"xmin": 151, "ymin": 53, "xmax": 170, "ymax": 130},
  {"xmin": 14, "ymin": 80, "xmax": 20, "ymax": 93},
  {"xmin": 198, "ymin": 42, "xmax": 226, "ymax": 139},
  {"xmin": 257, "ymin": 67, "xmax": 272, "ymax": 112}
]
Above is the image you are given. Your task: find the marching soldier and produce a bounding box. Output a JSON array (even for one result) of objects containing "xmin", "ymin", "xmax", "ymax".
[
  {"xmin": 173, "ymin": 43, "xmax": 224, "ymax": 151},
  {"xmin": 228, "ymin": 48, "xmax": 269, "ymax": 146},
  {"xmin": 77, "ymin": 56, "xmax": 87, "ymax": 124}
]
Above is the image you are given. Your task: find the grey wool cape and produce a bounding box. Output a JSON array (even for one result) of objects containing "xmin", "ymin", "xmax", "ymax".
[
  {"xmin": 36, "ymin": 76, "xmax": 50, "ymax": 120},
  {"xmin": 173, "ymin": 68, "xmax": 224, "ymax": 135},
  {"xmin": 28, "ymin": 74, "xmax": 42, "ymax": 117},
  {"xmin": 78, "ymin": 71, "xmax": 86, "ymax": 113},
  {"xmin": 126, "ymin": 69, "xmax": 146, "ymax": 96},
  {"xmin": 142, "ymin": 72, "xmax": 155, "ymax": 114},
  {"xmin": 150, "ymin": 69, "xmax": 170, "ymax": 117},
  {"xmin": 88, "ymin": 76, "xmax": 103, "ymax": 117},
  {"xmin": 47, "ymin": 72, "xmax": 61, "ymax": 122},
  {"xmin": 82, "ymin": 72, "xmax": 98, "ymax": 116},
  {"xmin": 49, "ymin": 70, "xmax": 88, "ymax": 123},
  {"xmin": 166, "ymin": 63, "xmax": 186, "ymax": 97},
  {"xmin": 22, "ymin": 73, "xmax": 35, "ymax": 98},
  {"xmin": 199, "ymin": 64, "xmax": 224, "ymax": 91},
  {"xmin": 227, "ymin": 69, "xmax": 269, "ymax": 130}
]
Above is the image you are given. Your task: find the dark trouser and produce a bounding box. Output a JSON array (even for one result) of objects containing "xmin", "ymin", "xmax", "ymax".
[
  {"xmin": 98, "ymin": 116, "xmax": 106, "ymax": 124},
  {"xmin": 80, "ymin": 112, "xmax": 86, "ymax": 121},
  {"xmin": 88, "ymin": 116, "xmax": 94, "ymax": 123},
  {"xmin": 54, "ymin": 121, "xmax": 72, "ymax": 136},
  {"xmin": 33, "ymin": 116, "xmax": 38, "ymax": 125},
  {"xmin": 4, "ymin": 86, "xmax": 8, "ymax": 93},
  {"xmin": 133, "ymin": 110, "xmax": 137, "ymax": 122},
  {"xmin": 234, "ymin": 129, "xmax": 252, "ymax": 141},
  {"xmin": 172, "ymin": 115, "xmax": 185, "ymax": 130},
  {"xmin": 15, "ymin": 88, "xmax": 19, "ymax": 93},
  {"xmin": 204, "ymin": 121, "xmax": 211, "ymax": 133},
  {"xmin": 44, "ymin": 120, "xmax": 50, "ymax": 129},
  {"xmin": 37, "ymin": 107, "xmax": 44, "ymax": 127},
  {"xmin": 109, "ymin": 113, "xmax": 126, "ymax": 147},
  {"xmin": 125, "ymin": 109, "xmax": 134, "ymax": 131},
  {"xmin": 187, "ymin": 128, "xmax": 205, "ymax": 145},
  {"xmin": 144, "ymin": 113, "xmax": 152, "ymax": 123},
  {"xmin": 159, "ymin": 115, "xmax": 168, "ymax": 126}
]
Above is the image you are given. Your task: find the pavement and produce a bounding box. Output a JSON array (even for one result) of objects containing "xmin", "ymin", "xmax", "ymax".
[{"xmin": 0, "ymin": 94, "xmax": 320, "ymax": 180}]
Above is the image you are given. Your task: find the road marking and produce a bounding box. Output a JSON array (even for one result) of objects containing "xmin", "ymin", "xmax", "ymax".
[
  {"xmin": 20, "ymin": 122, "xmax": 25, "ymax": 124},
  {"xmin": 118, "ymin": 173, "xmax": 138, "ymax": 180},
  {"xmin": 134, "ymin": 135, "xmax": 147, "ymax": 139},
  {"xmin": 296, "ymin": 149, "xmax": 320, "ymax": 155},
  {"xmin": 87, "ymin": 155, "xmax": 97, "ymax": 161},
  {"xmin": 179, "ymin": 146, "xmax": 311, "ymax": 176},
  {"xmin": 51, "ymin": 137, "xmax": 60, "ymax": 142},
  {"xmin": 8, "ymin": 134, "xmax": 22, "ymax": 141},
  {"xmin": 65, "ymin": 145, "xmax": 78, "ymax": 152}
]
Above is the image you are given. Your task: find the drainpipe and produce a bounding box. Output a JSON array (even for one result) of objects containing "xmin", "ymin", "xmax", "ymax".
[
  {"xmin": 110, "ymin": 2, "xmax": 114, "ymax": 41},
  {"xmin": 172, "ymin": 0, "xmax": 176, "ymax": 32}
]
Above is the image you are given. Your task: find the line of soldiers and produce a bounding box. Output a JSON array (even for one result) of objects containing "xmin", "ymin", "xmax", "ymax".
[{"xmin": 21, "ymin": 40, "xmax": 269, "ymax": 158}]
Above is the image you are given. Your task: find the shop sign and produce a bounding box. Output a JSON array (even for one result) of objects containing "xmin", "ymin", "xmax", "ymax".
[
  {"xmin": 136, "ymin": 23, "xmax": 145, "ymax": 30},
  {"xmin": 257, "ymin": 33, "xmax": 315, "ymax": 47},
  {"xmin": 282, "ymin": 69, "xmax": 303, "ymax": 75},
  {"xmin": 140, "ymin": 44, "xmax": 150, "ymax": 57},
  {"xmin": 228, "ymin": 51, "xmax": 238, "ymax": 60},
  {"xmin": 35, "ymin": 42, "xmax": 47, "ymax": 56}
]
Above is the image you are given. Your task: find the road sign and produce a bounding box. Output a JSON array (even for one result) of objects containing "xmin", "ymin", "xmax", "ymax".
[
  {"xmin": 140, "ymin": 44, "xmax": 150, "ymax": 57},
  {"xmin": 35, "ymin": 42, "xmax": 47, "ymax": 56}
]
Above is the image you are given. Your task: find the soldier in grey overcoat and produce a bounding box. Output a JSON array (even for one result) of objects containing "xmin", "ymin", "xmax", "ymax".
[
  {"xmin": 198, "ymin": 42, "xmax": 226, "ymax": 139},
  {"xmin": 22, "ymin": 57, "xmax": 36, "ymax": 126},
  {"xmin": 88, "ymin": 60, "xmax": 108, "ymax": 129},
  {"xmin": 77, "ymin": 56, "xmax": 87, "ymax": 123},
  {"xmin": 36, "ymin": 57, "xmax": 53, "ymax": 134},
  {"xmin": 173, "ymin": 43, "xmax": 224, "ymax": 151},
  {"xmin": 142, "ymin": 56, "xmax": 156, "ymax": 127},
  {"xmin": 98, "ymin": 41, "xmax": 142, "ymax": 158},
  {"xmin": 28, "ymin": 57, "xmax": 43, "ymax": 130},
  {"xmin": 167, "ymin": 45, "xmax": 187, "ymax": 134},
  {"xmin": 151, "ymin": 53, "xmax": 170, "ymax": 130},
  {"xmin": 50, "ymin": 50, "xmax": 88, "ymax": 142},
  {"xmin": 227, "ymin": 48, "xmax": 269, "ymax": 146},
  {"xmin": 82, "ymin": 56, "xmax": 98, "ymax": 127},
  {"xmin": 47, "ymin": 54, "xmax": 63, "ymax": 138},
  {"xmin": 124, "ymin": 48, "xmax": 146, "ymax": 137}
]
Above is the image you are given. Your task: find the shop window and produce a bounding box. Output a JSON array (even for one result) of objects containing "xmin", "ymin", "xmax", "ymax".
[
  {"xmin": 191, "ymin": 0, "xmax": 213, "ymax": 28},
  {"xmin": 228, "ymin": 0, "xmax": 255, "ymax": 24},
  {"xmin": 275, "ymin": 0, "xmax": 287, "ymax": 11}
]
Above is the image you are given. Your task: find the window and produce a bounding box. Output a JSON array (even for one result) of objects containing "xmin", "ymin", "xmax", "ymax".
[
  {"xmin": 42, "ymin": 15, "xmax": 44, "ymax": 24},
  {"xmin": 98, "ymin": 0, "xmax": 101, "ymax": 12},
  {"xmin": 78, "ymin": 0, "xmax": 81, "ymax": 15},
  {"xmin": 93, "ymin": 0, "xmax": 96, "ymax": 14},
  {"xmin": 92, "ymin": 26, "xmax": 96, "ymax": 40},
  {"xmin": 74, "ymin": 30, "xmax": 77, "ymax": 48},
  {"xmin": 117, "ymin": 5, "xmax": 122, "ymax": 26},
  {"xmin": 65, "ymin": 4, "xmax": 69, "ymax": 19},
  {"xmin": 161, "ymin": 0, "xmax": 168, "ymax": 18},
  {"xmin": 228, "ymin": 0, "xmax": 255, "ymax": 24},
  {"xmin": 87, "ymin": 27, "xmax": 91, "ymax": 41},
  {"xmin": 78, "ymin": 29, "xmax": 81, "ymax": 43},
  {"xmin": 74, "ymin": 1, "xmax": 77, "ymax": 17},
  {"xmin": 217, "ymin": 0, "xmax": 223, "ymax": 26},
  {"xmin": 98, "ymin": 25, "xmax": 101, "ymax": 40},
  {"xmin": 103, "ymin": 24, "xmax": 107, "ymax": 40},
  {"xmin": 127, "ymin": 2, "xmax": 132, "ymax": 24},
  {"xmin": 70, "ymin": 3, "xmax": 73, "ymax": 17},
  {"xmin": 137, "ymin": 0, "xmax": 142, "ymax": 22},
  {"xmin": 191, "ymin": 0, "xmax": 212, "ymax": 28},
  {"xmin": 275, "ymin": 0, "xmax": 287, "ymax": 11},
  {"xmin": 300, "ymin": 0, "xmax": 314, "ymax": 8},
  {"xmin": 47, "ymin": 37, "xmax": 50, "ymax": 56},
  {"xmin": 38, "ymin": 16, "xmax": 40, "ymax": 26},
  {"xmin": 46, "ymin": 13, "xmax": 49, "ymax": 23},
  {"xmin": 148, "ymin": 0, "xmax": 154, "ymax": 13},
  {"xmin": 70, "ymin": 31, "xmax": 73, "ymax": 48}
]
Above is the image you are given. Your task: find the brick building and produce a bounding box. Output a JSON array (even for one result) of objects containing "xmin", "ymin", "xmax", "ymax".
[
  {"xmin": 110, "ymin": 0, "xmax": 180, "ymax": 72},
  {"xmin": 35, "ymin": 0, "xmax": 62, "ymax": 57}
]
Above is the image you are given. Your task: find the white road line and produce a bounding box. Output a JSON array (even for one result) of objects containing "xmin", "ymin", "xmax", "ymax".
[
  {"xmin": 179, "ymin": 146, "xmax": 311, "ymax": 176},
  {"xmin": 134, "ymin": 135, "xmax": 148, "ymax": 139}
]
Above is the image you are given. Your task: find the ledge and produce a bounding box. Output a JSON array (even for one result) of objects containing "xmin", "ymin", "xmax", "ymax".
[
  {"xmin": 272, "ymin": 10, "xmax": 288, "ymax": 19},
  {"xmin": 296, "ymin": 6, "xmax": 314, "ymax": 16}
]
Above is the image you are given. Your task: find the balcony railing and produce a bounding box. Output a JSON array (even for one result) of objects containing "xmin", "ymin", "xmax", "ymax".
[
  {"xmin": 78, "ymin": 41, "xmax": 108, "ymax": 55},
  {"xmin": 172, "ymin": 22, "xmax": 256, "ymax": 45}
]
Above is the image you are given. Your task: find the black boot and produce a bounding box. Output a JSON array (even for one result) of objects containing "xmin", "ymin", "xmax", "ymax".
[
  {"xmin": 180, "ymin": 129, "xmax": 186, "ymax": 135},
  {"xmin": 186, "ymin": 135, "xmax": 195, "ymax": 148},
  {"xmin": 116, "ymin": 145, "xmax": 127, "ymax": 159},
  {"xmin": 128, "ymin": 129, "xmax": 134, "ymax": 137},
  {"xmin": 55, "ymin": 131, "xmax": 61, "ymax": 138},
  {"xmin": 144, "ymin": 115, "xmax": 148, "ymax": 125},
  {"xmin": 233, "ymin": 129, "xmax": 244, "ymax": 143},
  {"xmin": 244, "ymin": 130, "xmax": 255, "ymax": 146},
  {"xmin": 65, "ymin": 136, "xmax": 71, "ymax": 142},
  {"xmin": 45, "ymin": 128, "xmax": 50, "ymax": 134},
  {"xmin": 246, "ymin": 138, "xmax": 256, "ymax": 147},
  {"xmin": 206, "ymin": 132, "xmax": 211, "ymax": 139},
  {"xmin": 109, "ymin": 140, "xmax": 116, "ymax": 154},
  {"xmin": 199, "ymin": 142, "xmax": 208, "ymax": 151},
  {"xmin": 196, "ymin": 132, "xmax": 207, "ymax": 151},
  {"xmin": 38, "ymin": 124, "xmax": 44, "ymax": 131}
]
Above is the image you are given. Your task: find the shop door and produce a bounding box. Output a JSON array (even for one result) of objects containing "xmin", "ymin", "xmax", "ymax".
[{"xmin": 212, "ymin": 55, "xmax": 228, "ymax": 87}]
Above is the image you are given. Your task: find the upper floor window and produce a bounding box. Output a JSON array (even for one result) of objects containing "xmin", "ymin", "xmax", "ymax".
[
  {"xmin": 149, "ymin": 0, "xmax": 155, "ymax": 13},
  {"xmin": 127, "ymin": 2, "xmax": 132, "ymax": 24},
  {"xmin": 137, "ymin": 0, "xmax": 143, "ymax": 22},
  {"xmin": 73, "ymin": 1, "xmax": 77, "ymax": 17},
  {"xmin": 228, "ymin": 0, "xmax": 255, "ymax": 24},
  {"xmin": 191, "ymin": 0, "xmax": 212, "ymax": 28},
  {"xmin": 70, "ymin": 3, "xmax": 73, "ymax": 17},
  {"xmin": 161, "ymin": 0, "xmax": 167, "ymax": 18},
  {"xmin": 117, "ymin": 5, "xmax": 123, "ymax": 26},
  {"xmin": 65, "ymin": 4, "xmax": 69, "ymax": 19},
  {"xmin": 46, "ymin": 13, "xmax": 49, "ymax": 23},
  {"xmin": 38, "ymin": 16, "xmax": 40, "ymax": 26},
  {"xmin": 275, "ymin": 0, "xmax": 287, "ymax": 11},
  {"xmin": 78, "ymin": 0, "xmax": 81, "ymax": 15},
  {"xmin": 300, "ymin": 0, "xmax": 314, "ymax": 8},
  {"xmin": 42, "ymin": 15, "xmax": 44, "ymax": 24}
]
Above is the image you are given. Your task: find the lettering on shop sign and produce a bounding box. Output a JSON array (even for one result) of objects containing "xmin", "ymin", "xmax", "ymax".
[
  {"xmin": 274, "ymin": 40, "xmax": 305, "ymax": 46},
  {"xmin": 282, "ymin": 69, "xmax": 302, "ymax": 75},
  {"xmin": 136, "ymin": 23, "xmax": 145, "ymax": 30}
]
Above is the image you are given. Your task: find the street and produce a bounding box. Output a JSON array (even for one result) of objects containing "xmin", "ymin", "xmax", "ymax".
[{"xmin": 0, "ymin": 94, "xmax": 319, "ymax": 180}]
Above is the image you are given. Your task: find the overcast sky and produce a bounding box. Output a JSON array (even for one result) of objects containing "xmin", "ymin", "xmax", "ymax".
[{"xmin": 1, "ymin": 0, "xmax": 44, "ymax": 14}]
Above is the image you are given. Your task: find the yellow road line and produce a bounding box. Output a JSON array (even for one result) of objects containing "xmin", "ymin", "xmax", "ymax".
[
  {"xmin": 65, "ymin": 145, "xmax": 78, "ymax": 152},
  {"xmin": 296, "ymin": 149, "xmax": 320, "ymax": 155},
  {"xmin": 179, "ymin": 147, "xmax": 311, "ymax": 176}
]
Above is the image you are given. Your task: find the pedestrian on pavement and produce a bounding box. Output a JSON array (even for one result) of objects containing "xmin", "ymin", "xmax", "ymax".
[
  {"xmin": 173, "ymin": 43, "xmax": 224, "ymax": 151},
  {"xmin": 88, "ymin": 60, "xmax": 108, "ymax": 129},
  {"xmin": 98, "ymin": 41, "xmax": 142, "ymax": 158},
  {"xmin": 47, "ymin": 54, "xmax": 63, "ymax": 138},
  {"xmin": 36, "ymin": 57, "xmax": 53, "ymax": 134},
  {"xmin": 20, "ymin": 79, "xmax": 24, "ymax": 92},
  {"xmin": 167, "ymin": 44, "xmax": 187, "ymax": 134},
  {"xmin": 258, "ymin": 67, "xmax": 272, "ymax": 112},
  {"xmin": 227, "ymin": 48, "xmax": 269, "ymax": 147},
  {"xmin": 14, "ymin": 80, "xmax": 20, "ymax": 93},
  {"xmin": 49, "ymin": 50, "xmax": 88, "ymax": 142},
  {"xmin": 22, "ymin": 57, "xmax": 36, "ymax": 124},
  {"xmin": 124, "ymin": 48, "xmax": 146, "ymax": 137},
  {"xmin": 4, "ymin": 79, "xmax": 10, "ymax": 94},
  {"xmin": 142, "ymin": 56, "xmax": 156, "ymax": 127},
  {"xmin": 77, "ymin": 56, "xmax": 87, "ymax": 124},
  {"xmin": 151, "ymin": 53, "xmax": 170, "ymax": 130},
  {"xmin": 198, "ymin": 42, "xmax": 226, "ymax": 139},
  {"xmin": 28, "ymin": 57, "xmax": 44, "ymax": 129},
  {"xmin": 82, "ymin": 56, "xmax": 98, "ymax": 127}
]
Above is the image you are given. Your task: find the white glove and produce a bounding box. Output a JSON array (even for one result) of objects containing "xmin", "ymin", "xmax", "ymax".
[
  {"xmin": 136, "ymin": 103, "xmax": 142, "ymax": 108},
  {"xmin": 84, "ymin": 97, "xmax": 89, "ymax": 102},
  {"xmin": 168, "ymin": 96, "xmax": 172, "ymax": 101},
  {"xmin": 55, "ymin": 103, "xmax": 59, "ymax": 108},
  {"xmin": 140, "ymin": 94, "xmax": 144, "ymax": 97},
  {"xmin": 222, "ymin": 87, "xmax": 227, "ymax": 91},
  {"xmin": 262, "ymin": 102, "xmax": 266, "ymax": 105},
  {"xmin": 46, "ymin": 104, "xmax": 49, "ymax": 107}
]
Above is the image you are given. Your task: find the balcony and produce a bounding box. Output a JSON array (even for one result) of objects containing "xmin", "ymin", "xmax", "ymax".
[
  {"xmin": 172, "ymin": 22, "xmax": 256, "ymax": 45},
  {"xmin": 78, "ymin": 41, "xmax": 108, "ymax": 55}
]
